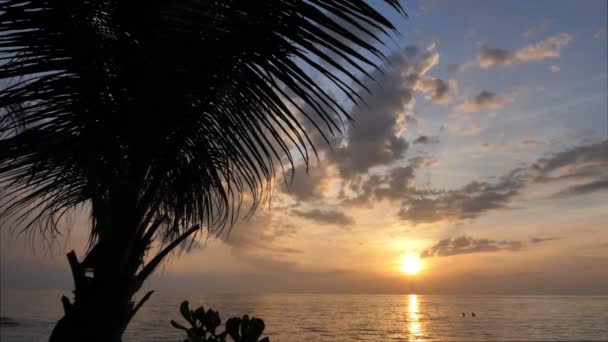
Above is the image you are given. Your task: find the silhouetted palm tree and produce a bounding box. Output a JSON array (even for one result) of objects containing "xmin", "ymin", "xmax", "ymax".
[{"xmin": 0, "ymin": 1, "xmax": 404, "ymax": 341}]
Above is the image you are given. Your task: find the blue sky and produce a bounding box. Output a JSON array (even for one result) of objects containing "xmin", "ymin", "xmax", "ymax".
[{"xmin": 1, "ymin": 0, "xmax": 607, "ymax": 294}]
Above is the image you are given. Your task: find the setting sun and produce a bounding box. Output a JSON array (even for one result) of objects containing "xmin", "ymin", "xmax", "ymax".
[{"xmin": 401, "ymin": 255, "xmax": 423, "ymax": 275}]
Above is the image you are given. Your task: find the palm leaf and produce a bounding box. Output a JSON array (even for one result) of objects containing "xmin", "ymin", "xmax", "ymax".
[{"xmin": 0, "ymin": 0, "xmax": 405, "ymax": 243}]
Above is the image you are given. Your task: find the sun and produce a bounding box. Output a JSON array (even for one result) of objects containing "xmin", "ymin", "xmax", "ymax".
[{"xmin": 401, "ymin": 254, "xmax": 422, "ymax": 275}]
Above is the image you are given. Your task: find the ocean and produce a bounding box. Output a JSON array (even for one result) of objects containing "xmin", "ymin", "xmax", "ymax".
[{"xmin": 1, "ymin": 289, "xmax": 607, "ymax": 341}]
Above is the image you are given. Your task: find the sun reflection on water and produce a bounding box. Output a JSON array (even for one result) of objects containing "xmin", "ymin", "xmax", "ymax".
[{"xmin": 407, "ymin": 294, "xmax": 424, "ymax": 341}]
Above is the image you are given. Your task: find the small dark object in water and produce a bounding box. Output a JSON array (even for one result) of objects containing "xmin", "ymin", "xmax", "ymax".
[
  {"xmin": 462, "ymin": 312, "xmax": 465, "ymax": 318},
  {"xmin": 472, "ymin": 312, "xmax": 476, "ymax": 317},
  {"xmin": 0, "ymin": 317, "xmax": 19, "ymax": 327}
]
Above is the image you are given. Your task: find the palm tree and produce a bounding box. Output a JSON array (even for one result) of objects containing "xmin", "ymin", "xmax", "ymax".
[{"xmin": 0, "ymin": 1, "xmax": 404, "ymax": 341}]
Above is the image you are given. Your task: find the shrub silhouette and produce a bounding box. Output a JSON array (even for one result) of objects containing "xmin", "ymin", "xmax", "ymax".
[{"xmin": 171, "ymin": 301, "xmax": 269, "ymax": 342}]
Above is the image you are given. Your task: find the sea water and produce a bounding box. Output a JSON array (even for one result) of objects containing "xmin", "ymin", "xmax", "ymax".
[{"xmin": 1, "ymin": 289, "xmax": 607, "ymax": 341}]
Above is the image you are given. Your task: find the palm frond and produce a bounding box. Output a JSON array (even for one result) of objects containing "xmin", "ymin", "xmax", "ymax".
[{"xmin": 0, "ymin": 0, "xmax": 405, "ymax": 242}]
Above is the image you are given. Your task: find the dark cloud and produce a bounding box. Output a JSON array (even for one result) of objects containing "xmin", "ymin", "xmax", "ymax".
[
  {"xmin": 408, "ymin": 156, "xmax": 439, "ymax": 168},
  {"xmin": 285, "ymin": 43, "xmax": 453, "ymax": 204},
  {"xmin": 328, "ymin": 44, "xmax": 444, "ymax": 178},
  {"xmin": 554, "ymin": 179, "xmax": 608, "ymax": 197},
  {"xmin": 532, "ymin": 140, "xmax": 607, "ymax": 178},
  {"xmin": 404, "ymin": 45, "xmax": 419, "ymax": 58},
  {"xmin": 282, "ymin": 164, "xmax": 329, "ymax": 201},
  {"xmin": 475, "ymin": 91, "xmax": 499, "ymax": 104},
  {"xmin": 405, "ymin": 114, "xmax": 419, "ymax": 125},
  {"xmin": 341, "ymin": 174, "xmax": 384, "ymax": 207},
  {"xmin": 338, "ymin": 140, "xmax": 606, "ymax": 224},
  {"xmin": 530, "ymin": 237, "xmax": 561, "ymax": 244},
  {"xmin": 458, "ymin": 90, "xmax": 513, "ymax": 113},
  {"xmin": 339, "ymin": 156, "xmax": 525, "ymax": 224},
  {"xmin": 341, "ymin": 156, "xmax": 435, "ymax": 207},
  {"xmin": 398, "ymin": 170, "xmax": 525, "ymax": 224},
  {"xmin": 292, "ymin": 208, "xmax": 355, "ymax": 226},
  {"xmin": 421, "ymin": 236, "xmax": 523, "ymax": 258},
  {"xmin": 532, "ymin": 140, "xmax": 608, "ymax": 197},
  {"xmin": 478, "ymin": 46, "xmax": 514, "ymax": 68},
  {"xmin": 413, "ymin": 135, "xmax": 440, "ymax": 145},
  {"xmin": 331, "ymin": 135, "xmax": 408, "ymax": 179},
  {"xmin": 415, "ymin": 77, "xmax": 459, "ymax": 104},
  {"xmin": 374, "ymin": 166, "xmax": 417, "ymax": 201},
  {"xmin": 328, "ymin": 51, "xmax": 414, "ymax": 178},
  {"xmin": 399, "ymin": 140, "xmax": 607, "ymax": 223}
]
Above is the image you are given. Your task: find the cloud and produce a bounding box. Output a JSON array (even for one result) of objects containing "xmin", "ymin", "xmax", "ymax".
[
  {"xmin": 415, "ymin": 77, "xmax": 459, "ymax": 104},
  {"xmin": 217, "ymin": 208, "xmax": 304, "ymax": 266},
  {"xmin": 447, "ymin": 64, "xmax": 463, "ymax": 73},
  {"xmin": 292, "ymin": 209, "xmax": 355, "ymax": 226},
  {"xmin": 457, "ymin": 90, "xmax": 513, "ymax": 113},
  {"xmin": 478, "ymin": 33, "xmax": 573, "ymax": 69},
  {"xmin": 409, "ymin": 140, "xmax": 608, "ymax": 223},
  {"xmin": 398, "ymin": 169, "xmax": 526, "ymax": 224},
  {"xmin": 221, "ymin": 211, "xmax": 278, "ymax": 251},
  {"xmin": 339, "ymin": 139, "xmax": 607, "ymax": 224},
  {"xmin": 554, "ymin": 179, "xmax": 608, "ymax": 198},
  {"xmin": 421, "ymin": 236, "xmax": 523, "ymax": 258},
  {"xmin": 404, "ymin": 140, "xmax": 608, "ymax": 222},
  {"xmin": 286, "ymin": 42, "xmax": 454, "ymax": 191},
  {"xmin": 328, "ymin": 54, "xmax": 411, "ymax": 178},
  {"xmin": 413, "ymin": 135, "xmax": 440, "ymax": 145},
  {"xmin": 341, "ymin": 155, "xmax": 438, "ymax": 207},
  {"xmin": 480, "ymin": 142, "xmax": 511, "ymax": 151},
  {"xmin": 341, "ymin": 174, "xmax": 385, "ymax": 207},
  {"xmin": 532, "ymin": 140, "xmax": 608, "ymax": 184},
  {"xmin": 374, "ymin": 166, "xmax": 417, "ymax": 201},
  {"xmin": 408, "ymin": 156, "xmax": 439, "ymax": 168},
  {"xmin": 405, "ymin": 114, "xmax": 419, "ymax": 125},
  {"xmin": 515, "ymin": 33, "xmax": 573, "ymax": 62},
  {"xmin": 340, "ymin": 159, "xmax": 525, "ymax": 224},
  {"xmin": 530, "ymin": 237, "xmax": 561, "ymax": 244},
  {"xmin": 478, "ymin": 46, "xmax": 514, "ymax": 68},
  {"xmin": 522, "ymin": 18, "xmax": 555, "ymax": 38},
  {"xmin": 283, "ymin": 164, "xmax": 330, "ymax": 201},
  {"xmin": 329, "ymin": 44, "xmax": 447, "ymax": 178},
  {"xmin": 520, "ymin": 139, "xmax": 540, "ymax": 148},
  {"xmin": 447, "ymin": 61, "xmax": 474, "ymax": 73},
  {"xmin": 449, "ymin": 123, "xmax": 481, "ymax": 136}
]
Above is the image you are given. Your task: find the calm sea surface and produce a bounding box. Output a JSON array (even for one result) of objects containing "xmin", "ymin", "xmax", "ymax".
[{"xmin": 1, "ymin": 289, "xmax": 607, "ymax": 341}]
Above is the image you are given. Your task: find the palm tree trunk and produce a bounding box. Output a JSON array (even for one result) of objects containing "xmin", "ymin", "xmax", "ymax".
[
  {"xmin": 49, "ymin": 247, "xmax": 150, "ymax": 342},
  {"xmin": 48, "ymin": 217, "xmax": 198, "ymax": 342}
]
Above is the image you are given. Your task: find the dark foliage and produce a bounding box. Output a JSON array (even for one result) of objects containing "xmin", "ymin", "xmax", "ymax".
[
  {"xmin": 0, "ymin": 1, "xmax": 404, "ymax": 340},
  {"xmin": 171, "ymin": 301, "xmax": 269, "ymax": 342},
  {"xmin": 1, "ymin": 0, "xmax": 404, "ymax": 243}
]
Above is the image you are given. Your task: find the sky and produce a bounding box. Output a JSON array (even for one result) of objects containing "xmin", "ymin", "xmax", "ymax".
[{"xmin": 1, "ymin": 0, "xmax": 607, "ymax": 295}]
